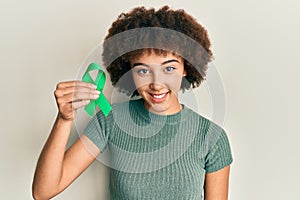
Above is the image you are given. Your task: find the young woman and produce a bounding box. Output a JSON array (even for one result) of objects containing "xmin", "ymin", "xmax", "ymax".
[{"xmin": 32, "ymin": 6, "xmax": 233, "ymax": 200}]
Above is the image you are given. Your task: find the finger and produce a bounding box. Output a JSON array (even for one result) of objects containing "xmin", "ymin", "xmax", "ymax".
[
  {"xmin": 60, "ymin": 87, "xmax": 100, "ymax": 96},
  {"xmin": 72, "ymin": 100, "xmax": 90, "ymax": 110},
  {"xmin": 61, "ymin": 92, "xmax": 100, "ymax": 103},
  {"xmin": 56, "ymin": 81, "xmax": 97, "ymax": 90}
]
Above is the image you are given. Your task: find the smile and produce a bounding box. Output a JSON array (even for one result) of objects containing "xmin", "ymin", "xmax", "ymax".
[
  {"xmin": 152, "ymin": 93, "xmax": 166, "ymax": 99},
  {"xmin": 149, "ymin": 92, "xmax": 168, "ymax": 102}
]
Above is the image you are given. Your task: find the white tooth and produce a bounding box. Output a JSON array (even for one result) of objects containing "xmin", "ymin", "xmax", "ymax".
[{"xmin": 153, "ymin": 93, "xmax": 165, "ymax": 99}]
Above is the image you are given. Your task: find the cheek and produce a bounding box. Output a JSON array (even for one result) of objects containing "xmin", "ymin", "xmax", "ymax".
[
  {"xmin": 164, "ymin": 74, "xmax": 183, "ymax": 90},
  {"xmin": 132, "ymin": 73, "xmax": 152, "ymax": 90},
  {"xmin": 135, "ymin": 84, "xmax": 150, "ymax": 96}
]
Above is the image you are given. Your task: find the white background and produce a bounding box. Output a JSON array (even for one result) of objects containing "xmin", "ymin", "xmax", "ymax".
[{"xmin": 1, "ymin": 0, "xmax": 299, "ymax": 199}]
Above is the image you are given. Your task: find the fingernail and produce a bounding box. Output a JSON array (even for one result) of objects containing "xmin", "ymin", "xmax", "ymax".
[{"xmin": 94, "ymin": 90, "xmax": 100, "ymax": 94}]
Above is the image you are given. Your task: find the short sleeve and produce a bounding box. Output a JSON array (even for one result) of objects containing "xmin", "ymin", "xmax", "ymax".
[
  {"xmin": 84, "ymin": 111, "xmax": 113, "ymax": 152},
  {"xmin": 204, "ymin": 127, "xmax": 233, "ymax": 173}
]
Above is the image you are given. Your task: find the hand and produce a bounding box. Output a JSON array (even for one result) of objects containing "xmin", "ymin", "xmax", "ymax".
[{"xmin": 54, "ymin": 81, "xmax": 100, "ymax": 121}]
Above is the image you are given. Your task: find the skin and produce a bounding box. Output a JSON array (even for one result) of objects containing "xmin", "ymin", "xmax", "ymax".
[
  {"xmin": 32, "ymin": 81, "xmax": 101, "ymax": 199},
  {"xmin": 32, "ymin": 53, "xmax": 231, "ymax": 200},
  {"xmin": 131, "ymin": 51, "xmax": 186, "ymax": 115},
  {"xmin": 205, "ymin": 165, "xmax": 231, "ymax": 200}
]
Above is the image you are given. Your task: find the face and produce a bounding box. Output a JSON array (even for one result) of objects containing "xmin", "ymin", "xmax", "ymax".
[{"xmin": 131, "ymin": 51, "xmax": 186, "ymax": 115}]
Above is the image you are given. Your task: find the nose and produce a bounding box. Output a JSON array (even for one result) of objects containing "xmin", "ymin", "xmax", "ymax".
[
  {"xmin": 149, "ymin": 71, "xmax": 164, "ymax": 91},
  {"xmin": 149, "ymin": 82, "xmax": 164, "ymax": 91}
]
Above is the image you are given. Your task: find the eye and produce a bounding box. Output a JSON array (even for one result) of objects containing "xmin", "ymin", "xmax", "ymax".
[
  {"xmin": 136, "ymin": 68, "xmax": 151, "ymax": 75},
  {"xmin": 164, "ymin": 66, "xmax": 176, "ymax": 73}
]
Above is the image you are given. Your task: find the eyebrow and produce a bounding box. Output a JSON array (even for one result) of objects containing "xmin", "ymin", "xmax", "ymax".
[{"xmin": 132, "ymin": 59, "xmax": 179, "ymax": 68}]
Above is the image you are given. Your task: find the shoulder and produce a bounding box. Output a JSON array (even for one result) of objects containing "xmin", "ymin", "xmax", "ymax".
[
  {"xmin": 183, "ymin": 105, "xmax": 229, "ymax": 147},
  {"xmin": 183, "ymin": 105, "xmax": 221, "ymax": 132},
  {"xmin": 94, "ymin": 98, "xmax": 143, "ymax": 124}
]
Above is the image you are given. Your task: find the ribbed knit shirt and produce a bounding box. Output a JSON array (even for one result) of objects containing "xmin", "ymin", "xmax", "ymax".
[{"xmin": 84, "ymin": 98, "xmax": 233, "ymax": 200}]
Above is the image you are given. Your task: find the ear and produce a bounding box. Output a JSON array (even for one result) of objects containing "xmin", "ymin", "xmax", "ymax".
[{"xmin": 183, "ymin": 70, "xmax": 187, "ymax": 77}]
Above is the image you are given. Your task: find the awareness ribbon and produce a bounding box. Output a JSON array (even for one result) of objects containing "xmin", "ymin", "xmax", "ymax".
[{"xmin": 82, "ymin": 63, "xmax": 112, "ymax": 117}]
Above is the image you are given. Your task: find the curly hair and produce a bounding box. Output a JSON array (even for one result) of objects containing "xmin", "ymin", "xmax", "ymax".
[{"xmin": 102, "ymin": 5, "xmax": 213, "ymax": 96}]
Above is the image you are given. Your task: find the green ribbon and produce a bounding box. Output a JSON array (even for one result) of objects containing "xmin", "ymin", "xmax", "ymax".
[{"xmin": 82, "ymin": 63, "xmax": 112, "ymax": 117}]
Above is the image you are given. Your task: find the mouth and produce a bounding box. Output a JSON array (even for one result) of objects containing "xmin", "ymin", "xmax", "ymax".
[{"xmin": 149, "ymin": 92, "xmax": 168, "ymax": 103}]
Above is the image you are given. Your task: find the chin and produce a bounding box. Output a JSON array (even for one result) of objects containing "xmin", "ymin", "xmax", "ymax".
[{"xmin": 147, "ymin": 101, "xmax": 176, "ymax": 115}]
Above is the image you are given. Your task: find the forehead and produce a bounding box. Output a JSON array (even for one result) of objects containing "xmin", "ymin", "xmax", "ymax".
[{"xmin": 129, "ymin": 49, "xmax": 183, "ymax": 63}]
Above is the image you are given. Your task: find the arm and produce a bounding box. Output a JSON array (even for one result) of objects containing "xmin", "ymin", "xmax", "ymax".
[
  {"xmin": 204, "ymin": 165, "xmax": 231, "ymax": 200},
  {"xmin": 32, "ymin": 81, "xmax": 101, "ymax": 200}
]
